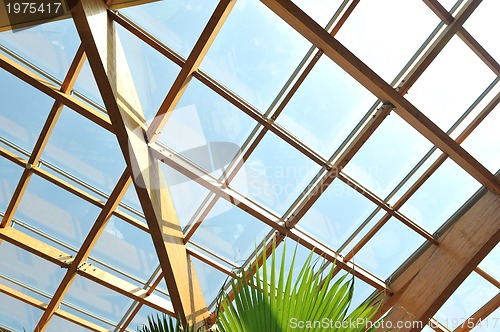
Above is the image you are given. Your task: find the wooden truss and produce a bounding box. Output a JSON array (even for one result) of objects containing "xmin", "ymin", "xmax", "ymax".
[{"xmin": 0, "ymin": 0, "xmax": 498, "ymax": 330}]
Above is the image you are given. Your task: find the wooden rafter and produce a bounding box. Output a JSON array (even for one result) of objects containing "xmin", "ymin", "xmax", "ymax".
[
  {"xmin": 0, "ymin": 283, "xmax": 107, "ymax": 332},
  {"xmin": 260, "ymin": 0, "xmax": 499, "ymax": 194},
  {"xmin": 34, "ymin": 169, "xmax": 132, "ymax": 331},
  {"xmin": 69, "ymin": 0, "xmax": 208, "ymax": 326},
  {"xmin": 146, "ymin": 0, "xmax": 235, "ymax": 142},
  {"xmin": 0, "ymin": 45, "xmax": 86, "ymax": 228},
  {"xmin": 454, "ymin": 293, "xmax": 500, "ymax": 332},
  {"xmin": 345, "ymin": 90, "xmax": 500, "ymax": 260},
  {"xmin": 375, "ymin": 189, "xmax": 499, "ymax": 331},
  {"xmin": 149, "ymin": 143, "xmax": 388, "ymax": 292},
  {"xmin": 0, "ymin": 226, "xmax": 174, "ymax": 315}
]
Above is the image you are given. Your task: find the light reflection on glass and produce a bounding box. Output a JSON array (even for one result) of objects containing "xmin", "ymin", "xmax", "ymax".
[
  {"xmin": 407, "ymin": 36, "xmax": 495, "ymax": 131},
  {"xmin": 201, "ymin": 0, "xmax": 311, "ymax": 111},
  {"xmin": 0, "ymin": 69, "xmax": 53, "ymax": 153},
  {"xmin": 14, "ymin": 174, "xmax": 101, "ymax": 248},
  {"xmin": 277, "ymin": 56, "xmax": 376, "ymax": 158},
  {"xmin": 230, "ymin": 131, "xmax": 321, "ymax": 215},
  {"xmin": 120, "ymin": 0, "xmax": 218, "ymax": 58},
  {"xmin": 400, "ymin": 159, "xmax": 481, "ymax": 233},
  {"xmin": 296, "ymin": 179, "xmax": 378, "ymax": 251},
  {"xmin": 0, "ymin": 18, "xmax": 80, "ymax": 81},
  {"xmin": 336, "ymin": 0, "xmax": 439, "ymax": 82},
  {"xmin": 354, "ymin": 217, "xmax": 425, "ymax": 280},
  {"xmin": 42, "ymin": 107, "xmax": 126, "ymax": 195},
  {"xmin": 191, "ymin": 199, "xmax": 271, "ymax": 264}
]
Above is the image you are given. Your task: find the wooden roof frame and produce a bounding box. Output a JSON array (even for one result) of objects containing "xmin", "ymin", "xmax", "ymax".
[{"xmin": 0, "ymin": 0, "xmax": 498, "ymax": 330}]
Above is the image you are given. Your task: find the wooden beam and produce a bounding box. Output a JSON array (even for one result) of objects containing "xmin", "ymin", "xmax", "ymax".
[
  {"xmin": 35, "ymin": 169, "xmax": 132, "ymax": 331},
  {"xmin": 0, "ymin": 146, "xmax": 146, "ymax": 232},
  {"xmin": 0, "ymin": 226, "xmax": 174, "ymax": 315},
  {"xmin": 379, "ymin": 190, "xmax": 500, "ymax": 332},
  {"xmin": 0, "ymin": 54, "xmax": 113, "ymax": 132},
  {"xmin": 69, "ymin": 0, "xmax": 208, "ymax": 326},
  {"xmin": 146, "ymin": 0, "xmax": 236, "ymax": 142},
  {"xmin": 422, "ymin": 0, "xmax": 500, "ymax": 78},
  {"xmin": 0, "ymin": 283, "xmax": 107, "ymax": 332},
  {"xmin": 345, "ymin": 90, "xmax": 500, "ymax": 260},
  {"xmin": 454, "ymin": 293, "xmax": 500, "ymax": 332},
  {"xmin": 149, "ymin": 143, "xmax": 389, "ymax": 292},
  {"xmin": 260, "ymin": 0, "xmax": 499, "ymax": 194},
  {"xmin": 1, "ymin": 45, "xmax": 86, "ymax": 228}
]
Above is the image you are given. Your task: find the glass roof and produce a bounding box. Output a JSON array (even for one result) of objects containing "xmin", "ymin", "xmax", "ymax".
[{"xmin": 0, "ymin": 0, "xmax": 498, "ymax": 330}]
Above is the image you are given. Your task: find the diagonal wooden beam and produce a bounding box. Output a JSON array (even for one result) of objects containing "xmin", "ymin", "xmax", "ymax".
[
  {"xmin": 345, "ymin": 90, "xmax": 500, "ymax": 261},
  {"xmin": 1, "ymin": 45, "xmax": 86, "ymax": 228},
  {"xmin": 34, "ymin": 169, "xmax": 132, "ymax": 331},
  {"xmin": 0, "ymin": 226, "xmax": 174, "ymax": 315},
  {"xmin": 69, "ymin": 0, "xmax": 208, "ymax": 326},
  {"xmin": 146, "ymin": 0, "xmax": 236, "ymax": 142},
  {"xmin": 454, "ymin": 292, "xmax": 500, "ymax": 332},
  {"xmin": 0, "ymin": 54, "xmax": 113, "ymax": 132},
  {"xmin": 0, "ymin": 283, "xmax": 107, "ymax": 332},
  {"xmin": 150, "ymin": 143, "xmax": 388, "ymax": 292},
  {"xmin": 260, "ymin": 0, "xmax": 499, "ymax": 194},
  {"xmin": 377, "ymin": 190, "xmax": 500, "ymax": 332}
]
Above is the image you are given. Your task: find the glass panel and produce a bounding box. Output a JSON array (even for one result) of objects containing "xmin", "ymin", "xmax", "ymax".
[
  {"xmin": 407, "ymin": 36, "xmax": 495, "ymax": 131},
  {"xmin": 90, "ymin": 216, "xmax": 159, "ymax": 282},
  {"xmin": 116, "ymin": 24, "xmax": 180, "ymax": 123},
  {"xmin": 59, "ymin": 303, "xmax": 117, "ymax": 330},
  {"xmin": 439, "ymin": 0, "xmax": 459, "ymax": 11},
  {"xmin": 0, "ymin": 19, "xmax": 80, "ymax": 81},
  {"xmin": 435, "ymin": 271, "xmax": 498, "ymax": 330},
  {"xmin": 127, "ymin": 304, "xmax": 166, "ymax": 331},
  {"xmin": 201, "ymin": 0, "xmax": 312, "ymax": 111},
  {"xmin": 158, "ymin": 77, "xmax": 256, "ymax": 179},
  {"xmin": 121, "ymin": 185, "xmax": 143, "ymax": 216},
  {"xmin": 339, "ymin": 209, "xmax": 388, "ymax": 255},
  {"xmin": 0, "ymin": 240, "xmax": 64, "ymax": 296},
  {"xmin": 336, "ymin": 0, "xmax": 439, "ymax": 82},
  {"xmin": 14, "ymin": 174, "xmax": 101, "ymax": 248},
  {"xmin": 46, "ymin": 315, "xmax": 92, "ymax": 332},
  {"xmin": 64, "ymin": 276, "xmax": 133, "ymax": 327},
  {"xmin": 190, "ymin": 198, "xmax": 272, "ymax": 264},
  {"xmin": 192, "ymin": 256, "xmax": 228, "ymax": 306},
  {"xmin": 400, "ymin": 159, "xmax": 481, "ymax": 233},
  {"xmin": 0, "ymin": 156, "xmax": 23, "ymax": 214},
  {"xmin": 162, "ymin": 163, "xmax": 212, "ymax": 229},
  {"xmin": 292, "ymin": 0, "xmax": 343, "ymax": 27},
  {"xmin": 72, "ymin": 59, "xmax": 105, "ymax": 108},
  {"xmin": 0, "ymin": 69, "xmax": 53, "ymax": 152},
  {"xmin": 479, "ymin": 243, "xmax": 499, "ymax": 281},
  {"xmin": 0, "ymin": 276, "xmax": 48, "ymax": 305},
  {"xmin": 230, "ymin": 131, "xmax": 322, "ymax": 215},
  {"xmin": 462, "ymin": 104, "xmax": 500, "ymax": 173},
  {"xmin": 296, "ymin": 179, "xmax": 378, "ymax": 251},
  {"xmin": 342, "ymin": 113, "xmax": 433, "ymax": 199},
  {"xmin": 0, "ymin": 292, "xmax": 42, "ymax": 331},
  {"xmin": 120, "ymin": 0, "xmax": 218, "ymax": 58},
  {"xmin": 464, "ymin": 0, "xmax": 500, "ymax": 62},
  {"xmin": 354, "ymin": 217, "xmax": 426, "ymax": 280},
  {"xmin": 42, "ymin": 107, "xmax": 126, "ymax": 195},
  {"xmin": 387, "ymin": 149, "xmax": 442, "ymax": 206},
  {"xmin": 277, "ymin": 56, "xmax": 376, "ymax": 158},
  {"xmin": 471, "ymin": 308, "xmax": 500, "ymax": 331}
]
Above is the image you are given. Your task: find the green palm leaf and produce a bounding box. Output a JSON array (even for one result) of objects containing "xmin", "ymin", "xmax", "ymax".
[{"xmin": 216, "ymin": 240, "xmax": 381, "ymax": 332}]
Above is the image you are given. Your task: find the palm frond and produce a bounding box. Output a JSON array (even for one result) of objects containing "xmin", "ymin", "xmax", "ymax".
[{"xmin": 216, "ymin": 240, "xmax": 381, "ymax": 332}]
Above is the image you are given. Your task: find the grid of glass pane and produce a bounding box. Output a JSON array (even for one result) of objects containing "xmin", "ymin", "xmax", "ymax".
[{"xmin": 0, "ymin": 0, "xmax": 498, "ymax": 330}]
